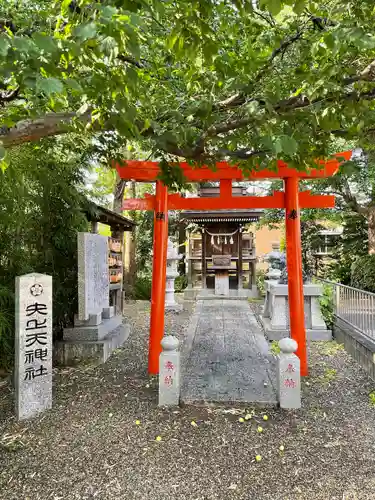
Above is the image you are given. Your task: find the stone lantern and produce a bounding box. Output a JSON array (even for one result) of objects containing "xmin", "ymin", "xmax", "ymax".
[
  {"xmin": 165, "ymin": 238, "xmax": 183, "ymax": 311},
  {"xmin": 264, "ymin": 242, "xmax": 283, "ymax": 282}
]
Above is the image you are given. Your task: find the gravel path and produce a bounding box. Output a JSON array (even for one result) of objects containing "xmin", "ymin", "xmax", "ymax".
[{"xmin": 1, "ymin": 299, "xmax": 375, "ymax": 500}]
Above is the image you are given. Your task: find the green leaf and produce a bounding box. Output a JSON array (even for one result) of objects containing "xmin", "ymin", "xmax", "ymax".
[
  {"xmin": 101, "ymin": 37, "xmax": 119, "ymax": 58},
  {"xmin": 274, "ymin": 137, "xmax": 283, "ymax": 154},
  {"xmin": 0, "ymin": 36, "xmax": 10, "ymax": 57},
  {"xmin": 279, "ymin": 135, "xmax": 298, "ymax": 155},
  {"xmin": 101, "ymin": 6, "xmax": 117, "ymax": 20},
  {"xmin": 324, "ymin": 33, "xmax": 335, "ymax": 51},
  {"xmin": 33, "ymin": 34, "xmax": 58, "ymax": 53},
  {"xmin": 167, "ymin": 32, "xmax": 179, "ymax": 50},
  {"xmin": 293, "ymin": 0, "xmax": 306, "ymax": 14},
  {"xmin": 61, "ymin": 0, "xmax": 72, "ymax": 14},
  {"xmin": 0, "ymin": 145, "xmax": 6, "ymax": 160},
  {"xmin": 266, "ymin": 0, "xmax": 282, "ymax": 16},
  {"xmin": 36, "ymin": 77, "xmax": 64, "ymax": 96},
  {"xmin": 0, "ymin": 159, "xmax": 7, "ymax": 172},
  {"xmin": 74, "ymin": 23, "xmax": 97, "ymax": 41},
  {"xmin": 261, "ymin": 136, "xmax": 274, "ymax": 151},
  {"xmin": 65, "ymin": 78, "xmax": 83, "ymax": 92},
  {"xmin": 12, "ymin": 37, "xmax": 36, "ymax": 54}
]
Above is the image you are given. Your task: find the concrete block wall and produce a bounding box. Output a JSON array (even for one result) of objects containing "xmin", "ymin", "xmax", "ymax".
[{"xmin": 333, "ymin": 316, "xmax": 375, "ymax": 381}]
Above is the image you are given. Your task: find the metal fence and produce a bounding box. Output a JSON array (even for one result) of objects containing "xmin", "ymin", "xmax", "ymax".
[{"xmin": 318, "ymin": 279, "xmax": 375, "ymax": 341}]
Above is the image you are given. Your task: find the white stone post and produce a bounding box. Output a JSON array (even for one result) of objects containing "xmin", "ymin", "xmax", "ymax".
[
  {"xmin": 15, "ymin": 273, "xmax": 53, "ymax": 420},
  {"xmin": 158, "ymin": 336, "xmax": 180, "ymax": 407},
  {"xmin": 165, "ymin": 238, "xmax": 183, "ymax": 311},
  {"xmin": 277, "ymin": 338, "xmax": 301, "ymax": 409}
]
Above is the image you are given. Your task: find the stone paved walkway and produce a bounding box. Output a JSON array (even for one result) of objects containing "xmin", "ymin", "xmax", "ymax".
[{"xmin": 181, "ymin": 299, "xmax": 277, "ymax": 404}]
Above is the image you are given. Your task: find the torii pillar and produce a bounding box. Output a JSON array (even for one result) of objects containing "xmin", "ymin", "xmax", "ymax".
[
  {"xmin": 148, "ymin": 181, "xmax": 169, "ymax": 374},
  {"xmin": 116, "ymin": 150, "xmax": 352, "ymax": 378},
  {"xmin": 285, "ymin": 177, "xmax": 308, "ymax": 376}
]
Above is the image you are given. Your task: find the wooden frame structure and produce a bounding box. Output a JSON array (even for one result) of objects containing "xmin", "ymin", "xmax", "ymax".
[{"xmin": 116, "ymin": 151, "xmax": 352, "ymax": 377}]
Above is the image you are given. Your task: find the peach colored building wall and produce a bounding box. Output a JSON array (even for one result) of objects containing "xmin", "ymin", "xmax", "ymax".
[{"xmin": 248, "ymin": 224, "xmax": 284, "ymax": 271}]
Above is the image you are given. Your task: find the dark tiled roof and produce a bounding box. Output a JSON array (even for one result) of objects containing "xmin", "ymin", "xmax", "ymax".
[
  {"xmin": 181, "ymin": 209, "xmax": 263, "ymax": 223},
  {"xmin": 84, "ymin": 203, "xmax": 136, "ymax": 230}
]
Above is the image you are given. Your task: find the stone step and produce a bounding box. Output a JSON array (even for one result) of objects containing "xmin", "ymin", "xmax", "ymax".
[
  {"xmin": 55, "ymin": 323, "xmax": 131, "ymax": 366},
  {"xmin": 63, "ymin": 315, "xmax": 123, "ymax": 342}
]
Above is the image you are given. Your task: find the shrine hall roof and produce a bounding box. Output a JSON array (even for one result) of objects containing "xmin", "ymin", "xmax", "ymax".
[
  {"xmin": 84, "ymin": 203, "xmax": 136, "ymax": 231},
  {"xmin": 180, "ymin": 209, "xmax": 263, "ymax": 223}
]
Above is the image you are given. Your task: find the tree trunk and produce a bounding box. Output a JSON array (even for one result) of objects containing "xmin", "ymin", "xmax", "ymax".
[
  {"xmin": 128, "ymin": 181, "xmax": 137, "ymax": 286},
  {"xmin": 113, "ymin": 174, "xmax": 126, "ymax": 214},
  {"xmin": 368, "ymin": 206, "xmax": 375, "ymax": 254}
]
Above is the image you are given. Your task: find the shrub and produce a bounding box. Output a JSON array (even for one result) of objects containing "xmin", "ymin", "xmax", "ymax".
[
  {"xmin": 319, "ymin": 284, "xmax": 334, "ymax": 329},
  {"xmin": 0, "ymin": 138, "xmax": 89, "ymax": 371},
  {"xmin": 130, "ymin": 275, "xmax": 152, "ymax": 300},
  {"xmin": 256, "ymin": 269, "xmax": 266, "ymax": 296},
  {"xmin": 0, "ymin": 285, "xmax": 15, "ymax": 371},
  {"xmin": 351, "ymin": 255, "xmax": 375, "ymax": 293},
  {"xmin": 175, "ymin": 275, "xmax": 188, "ymax": 292}
]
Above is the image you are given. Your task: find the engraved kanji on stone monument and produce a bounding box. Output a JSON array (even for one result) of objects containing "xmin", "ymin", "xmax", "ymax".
[
  {"xmin": 158, "ymin": 336, "xmax": 180, "ymax": 406},
  {"xmin": 277, "ymin": 338, "xmax": 301, "ymax": 409},
  {"xmin": 15, "ymin": 273, "xmax": 53, "ymax": 420},
  {"xmin": 78, "ymin": 233, "xmax": 109, "ymax": 321}
]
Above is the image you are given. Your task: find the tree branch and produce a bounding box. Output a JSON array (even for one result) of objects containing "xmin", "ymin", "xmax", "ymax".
[
  {"xmin": 205, "ymin": 117, "xmax": 254, "ymax": 137},
  {"xmin": 343, "ymin": 59, "xmax": 375, "ymax": 85},
  {"xmin": 117, "ymin": 54, "xmax": 145, "ymax": 69},
  {"xmin": 0, "ymin": 87, "xmax": 20, "ymax": 105},
  {"xmin": 216, "ymin": 148, "xmax": 267, "ymax": 160},
  {"xmin": 2, "ymin": 86, "xmax": 375, "ymax": 160},
  {"xmin": 213, "ymin": 27, "xmax": 306, "ymax": 112},
  {"xmin": 329, "ymin": 178, "xmax": 364, "ymax": 214},
  {"xmin": 252, "ymin": 9, "xmax": 276, "ymax": 28},
  {"xmin": 215, "ymin": 54, "xmax": 375, "ymax": 114},
  {"xmin": 0, "ymin": 111, "xmax": 91, "ymax": 147}
]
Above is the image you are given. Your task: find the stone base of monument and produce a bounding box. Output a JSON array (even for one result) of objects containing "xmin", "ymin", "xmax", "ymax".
[
  {"xmin": 260, "ymin": 283, "xmax": 332, "ymax": 341},
  {"xmin": 165, "ymin": 302, "xmax": 183, "ymax": 312},
  {"xmin": 261, "ymin": 317, "xmax": 331, "ymax": 341},
  {"xmin": 55, "ymin": 312, "xmax": 130, "ymax": 365},
  {"xmin": 184, "ymin": 286, "xmax": 198, "ymax": 300}
]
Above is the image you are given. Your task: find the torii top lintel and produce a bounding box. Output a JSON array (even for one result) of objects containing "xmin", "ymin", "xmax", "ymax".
[{"xmin": 115, "ymin": 151, "xmax": 352, "ymax": 183}]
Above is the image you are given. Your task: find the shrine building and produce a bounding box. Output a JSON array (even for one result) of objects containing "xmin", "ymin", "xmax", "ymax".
[{"xmin": 180, "ymin": 184, "xmax": 263, "ymax": 298}]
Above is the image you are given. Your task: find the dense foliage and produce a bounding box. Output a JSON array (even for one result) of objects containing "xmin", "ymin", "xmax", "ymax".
[
  {"xmin": 318, "ymin": 283, "xmax": 334, "ymax": 329},
  {"xmin": 351, "ymin": 255, "xmax": 375, "ymax": 293},
  {"xmin": 0, "ymin": 138, "xmax": 89, "ymax": 370},
  {"xmin": 256, "ymin": 269, "xmax": 267, "ymax": 297},
  {"xmin": 260, "ymin": 137, "xmax": 375, "ymax": 281},
  {"xmin": 1, "ymin": 1, "xmax": 375, "ymax": 177},
  {"xmin": 326, "ymin": 212, "xmax": 368, "ymax": 284}
]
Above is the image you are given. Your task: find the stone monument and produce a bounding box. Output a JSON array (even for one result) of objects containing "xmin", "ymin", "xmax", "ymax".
[
  {"xmin": 261, "ymin": 281, "xmax": 331, "ymax": 341},
  {"xmin": 55, "ymin": 232, "xmax": 130, "ymax": 365},
  {"xmin": 159, "ymin": 336, "xmax": 180, "ymax": 407},
  {"xmin": 78, "ymin": 232, "xmax": 109, "ymax": 321},
  {"xmin": 165, "ymin": 238, "xmax": 183, "ymax": 312},
  {"xmin": 15, "ymin": 273, "xmax": 52, "ymax": 420}
]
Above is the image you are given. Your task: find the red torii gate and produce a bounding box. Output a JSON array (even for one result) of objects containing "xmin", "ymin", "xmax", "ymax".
[{"xmin": 116, "ymin": 151, "xmax": 352, "ymax": 377}]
